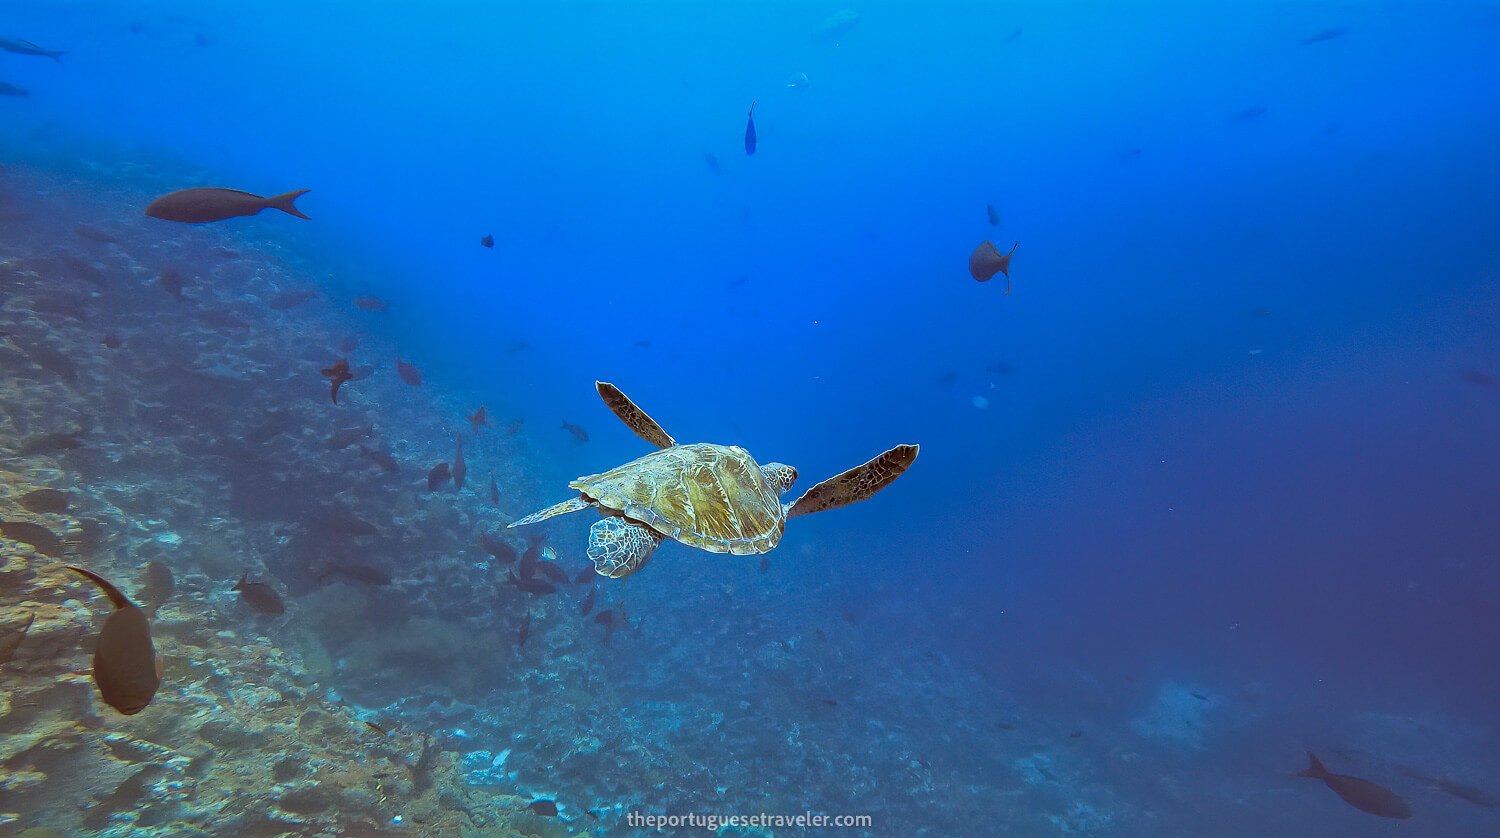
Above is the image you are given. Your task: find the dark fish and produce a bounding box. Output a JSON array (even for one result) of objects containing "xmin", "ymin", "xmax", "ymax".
[
  {"xmin": 727, "ymin": 275, "xmax": 750, "ymax": 290},
  {"xmin": 821, "ymin": 699, "xmax": 837, "ymax": 706},
  {"xmin": 703, "ymin": 153, "xmax": 720, "ymax": 172},
  {"xmin": 325, "ymin": 423, "xmax": 374, "ymax": 450},
  {"xmin": 358, "ymin": 445, "xmax": 399, "ymax": 474},
  {"xmin": 469, "ymin": 406, "xmax": 488, "ymax": 430},
  {"xmin": 75, "ymin": 225, "xmax": 118, "ymax": 243},
  {"xmin": 527, "ymin": 800, "xmax": 558, "ymax": 817},
  {"xmin": 506, "ymin": 340, "xmax": 530, "ymax": 353},
  {"xmin": 986, "ymin": 361, "xmax": 1015, "ymax": 374},
  {"xmin": 0, "ymin": 37, "xmax": 66, "ymax": 60},
  {"xmin": 317, "ymin": 564, "xmax": 392, "ymax": 586},
  {"xmin": 0, "ymin": 613, "xmax": 34, "ymax": 663},
  {"xmin": 489, "ymin": 474, "xmax": 500, "ymax": 505},
  {"xmin": 1296, "ymin": 752, "xmax": 1412, "ymax": 819},
  {"xmin": 452, "ymin": 435, "xmax": 466, "ymax": 490},
  {"xmin": 480, "ymin": 234, "xmax": 494, "ymax": 248},
  {"xmin": 632, "ymin": 338, "xmax": 652, "ymax": 348},
  {"xmin": 145, "ymin": 187, "xmax": 310, "ymax": 224},
  {"xmin": 321, "ymin": 358, "xmax": 354, "ymax": 404},
  {"xmin": 1427, "ymin": 776, "xmax": 1500, "ymax": 808},
  {"xmin": 508, "ymin": 572, "xmax": 556, "ymax": 595},
  {"xmin": 347, "ymin": 364, "xmax": 375, "ymax": 380},
  {"xmin": 536, "ymin": 559, "xmax": 570, "ymax": 585},
  {"xmin": 519, "ymin": 535, "xmax": 542, "ymax": 578},
  {"xmin": 1189, "ymin": 692, "xmax": 1208, "ymax": 701},
  {"xmin": 1068, "ymin": 730, "xmax": 1083, "ymax": 739},
  {"xmin": 995, "ymin": 722, "xmax": 1017, "ymax": 731},
  {"xmin": 141, "ymin": 560, "xmax": 174, "ymax": 612},
  {"xmin": 353, "ymin": 296, "xmax": 388, "ymax": 311},
  {"xmin": 969, "ymin": 240, "xmax": 1018, "ymax": 290},
  {"xmin": 518, "ymin": 608, "xmax": 532, "ymax": 646},
  {"xmin": 0, "ymin": 81, "xmax": 28, "ymax": 97},
  {"xmin": 1300, "ymin": 27, "xmax": 1350, "ymax": 45},
  {"xmin": 593, "ymin": 609, "xmax": 614, "ymax": 626},
  {"xmin": 1462, "ymin": 369, "xmax": 1495, "ymax": 387},
  {"xmin": 580, "ymin": 585, "xmax": 596, "ymax": 616},
  {"xmin": 574, "ymin": 567, "xmax": 596, "ymax": 584},
  {"xmin": 339, "ymin": 335, "xmax": 360, "ymax": 353},
  {"xmin": 560, "ymin": 420, "xmax": 588, "ymax": 442},
  {"xmin": 480, "ymin": 532, "xmax": 518, "ymax": 563},
  {"xmin": 101, "ymin": 333, "xmax": 123, "ymax": 349},
  {"xmin": 364, "ymin": 721, "xmax": 389, "ymax": 736},
  {"xmin": 1229, "ymin": 105, "xmax": 1268, "ymax": 122},
  {"xmin": 158, "ymin": 267, "xmax": 187, "ymax": 300},
  {"xmin": 396, "ymin": 358, "xmax": 423, "ymax": 386},
  {"xmin": 268, "ymin": 290, "xmax": 315, "ymax": 310},
  {"xmin": 427, "ymin": 462, "xmax": 452, "ymax": 492},
  {"xmin": 758, "ymin": 556, "xmax": 770, "ymax": 572},
  {"xmin": 744, "ymin": 101, "xmax": 757, "ymax": 155},
  {"xmin": 986, "ymin": 204, "xmax": 1001, "ymax": 226},
  {"xmin": 504, "ymin": 419, "xmax": 524, "ymax": 435},
  {"xmin": 20, "ymin": 488, "xmax": 69, "ymax": 513},
  {"xmin": 814, "ymin": 629, "xmax": 826, "ymax": 640},
  {"xmin": 305, "ymin": 508, "xmax": 379, "ymax": 536},
  {"xmin": 64, "ymin": 565, "xmax": 161, "ymax": 715},
  {"xmin": 232, "ymin": 574, "xmax": 286, "ymax": 616},
  {"xmin": 1, "ymin": 521, "xmax": 63, "ymax": 557}
]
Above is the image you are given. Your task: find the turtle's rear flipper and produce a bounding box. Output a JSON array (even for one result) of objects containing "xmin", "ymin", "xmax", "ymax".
[
  {"xmin": 509, "ymin": 497, "xmax": 588, "ymax": 528},
  {"xmin": 588, "ymin": 517, "xmax": 664, "ymax": 578},
  {"xmin": 597, "ymin": 381, "xmax": 676, "ymax": 449},
  {"xmin": 786, "ymin": 444, "xmax": 919, "ymax": 520}
]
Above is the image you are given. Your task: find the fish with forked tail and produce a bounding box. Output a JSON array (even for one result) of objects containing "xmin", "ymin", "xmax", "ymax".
[
  {"xmin": 232, "ymin": 574, "xmax": 285, "ymax": 615},
  {"xmin": 146, "ymin": 187, "xmax": 310, "ymax": 224},
  {"xmin": 63, "ymin": 565, "xmax": 162, "ymax": 715},
  {"xmin": 560, "ymin": 420, "xmax": 588, "ymax": 442}
]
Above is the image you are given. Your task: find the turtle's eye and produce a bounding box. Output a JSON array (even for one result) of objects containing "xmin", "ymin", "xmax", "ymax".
[{"xmin": 762, "ymin": 463, "xmax": 797, "ymax": 494}]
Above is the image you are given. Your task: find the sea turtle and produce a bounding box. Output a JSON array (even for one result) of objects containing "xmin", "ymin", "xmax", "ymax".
[{"xmin": 509, "ymin": 382, "xmax": 919, "ymax": 578}]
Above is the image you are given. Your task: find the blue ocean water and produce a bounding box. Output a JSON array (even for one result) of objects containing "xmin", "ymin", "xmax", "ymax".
[{"xmin": 2, "ymin": 1, "xmax": 1499, "ymax": 836}]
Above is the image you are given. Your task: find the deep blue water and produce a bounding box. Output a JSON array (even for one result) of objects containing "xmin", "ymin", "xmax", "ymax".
[{"xmin": 3, "ymin": 2, "xmax": 1500, "ymax": 836}]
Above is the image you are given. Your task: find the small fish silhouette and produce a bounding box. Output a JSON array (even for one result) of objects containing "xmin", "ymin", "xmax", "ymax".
[
  {"xmin": 396, "ymin": 358, "xmax": 423, "ymax": 386},
  {"xmin": 480, "ymin": 233, "xmax": 494, "ymax": 248},
  {"xmin": 469, "ymin": 405, "xmax": 488, "ymax": 430},
  {"xmin": 744, "ymin": 101, "xmax": 757, "ymax": 155},
  {"xmin": 560, "ymin": 420, "xmax": 588, "ymax": 442}
]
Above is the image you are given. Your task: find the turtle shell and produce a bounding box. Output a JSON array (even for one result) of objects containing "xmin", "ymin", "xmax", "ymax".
[{"xmin": 570, "ymin": 442, "xmax": 785, "ymax": 555}]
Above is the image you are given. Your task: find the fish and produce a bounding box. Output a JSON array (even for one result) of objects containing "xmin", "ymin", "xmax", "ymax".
[
  {"xmin": 633, "ymin": 339, "xmax": 652, "ymax": 348},
  {"xmin": 480, "ymin": 234, "xmax": 494, "ymax": 248},
  {"xmin": 347, "ymin": 364, "xmax": 375, "ymax": 380},
  {"xmin": 0, "ymin": 37, "xmax": 66, "ymax": 60},
  {"xmin": 364, "ymin": 721, "xmax": 389, "ymax": 736},
  {"xmin": 427, "ymin": 462, "xmax": 452, "ymax": 492},
  {"xmin": 358, "ymin": 445, "xmax": 399, "ymax": 474},
  {"xmin": 593, "ymin": 609, "xmax": 614, "ymax": 626},
  {"xmin": 101, "ymin": 333, "xmax": 124, "ymax": 349},
  {"xmin": 508, "ymin": 572, "xmax": 556, "ymax": 595},
  {"xmin": 489, "ymin": 474, "xmax": 500, "ymax": 505},
  {"xmin": 63, "ymin": 565, "xmax": 161, "ymax": 715},
  {"xmin": 1229, "ymin": 105, "xmax": 1268, "ymax": 122},
  {"xmin": 305, "ymin": 508, "xmax": 379, "ymax": 536},
  {"xmin": 1462, "ymin": 369, "xmax": 1495, "ymax": 387},
  {"xmin": 574, "ymin": 567, "xmax": 596, "ymax": 584},
  {"xmin": 321, "ymin": 358, "xmax": 354, "ymax": 404},
  {"xmin": 527, "ymin": 799, "xmax": 558, "ymax": 817},
  {"xmin": 560, "ymin": 420, "xmax": 588, "ymax": 442},
  {"xmin": 536, "ymin": 558, "xmax": 571, "ymax": 585},
  {"xmin": 744, "ymin": 101, "xmax": 757, "ymax": 155},
  {"xmin": 759, "ymin": 556, "xmax": 770, "ymax": 572},
  {"xmin": 506, "ymin": 340, "xmax": 530, "ymax": 353},
  {"xmin": 141, "ymin": 560, "xmax": 174, "ymax": 612},
  {"xmin": 145, "ymin": 187, "xmax": 310, "ymax": 224},
  {"xmin": 316, "ymin": 564, "xmax": 392, "ymax": 586},
  {"xmin": 469, "ymin": 406, "xmax": 488, "ymax": 430},
  {"xmin": 158, "ymin": 267, "xmax": 187, "ymax": 300},
  {"xmin": 480, "ymin": 532, "xmax": 518, "ymax": 563},
  {"xmin": 986, "ymin": 361, "xmax": 1015, "ymax": 374},
  {"xmin": 452, "ymin": 435, "xmax": 466, "ymax": 490},
  {"xmin": 968, "ymin": 240, "xmax": 1018, "ymax": 290},
  {"xmin": 1296, "ymin": 752, "xmax": 1412, "ymax": 819},
  {"xmin": 703, "ymin": 153, "xmax": 720, "ymax": 172},
  {"xmin": 0, "ymin": 81, "xmax": 28, "ymax": 97},
  {"xmin": 325, "ymin": 423, "xmax": 374, "ymax": 450},
  {"xmin": 1300, "ymin": 27, "xmax": 1350, "ymax": 45},
  {"xmin": 580, "ymin": 585, "xmax": 596, "ymax": 616},
  {"xmin": 396, "ymin": 358, "xmax": 423, "ymax": 386},
  {"xmin": 1425, "ymin": 776, "xmax": 1500, "ymax": 808},
  {"xmin": 1, "ymin": 521, "xmax": 63, "ymax": 557},
  {"xmin": 75, "ymin": 225, "xmax": 118, "ymax": 243},
  {"xmin": 20, "ymin": 488, "xmax": 69, "ymax": 513},
  {"xmin": 504, "ymin": 419, "xmax": 525, "ymax": 435},
  {"xmin": 268, "ymin": 290, "xmax": 316, "ymax": 310},
  {"xmin": 1189, "ymin": 692, "xmax": 1208, "ymax": 701},
  {"xmin": 986, "ymin": 204, "xmax": 1001, "ymax": 226},
  {"xmin": 353, "ymin": 296, "xmax": 388, "ymax": 311},
  {"xmin": 339, "ymin": 335, "xmax": 360, "ymax": 353},
  {"xmin": 519, "ymin": 534, "xmax": 543, "ymax": 578},
  {"xmin": 0, "ymin": 612, "xmax": 34, "ymax": 663},
  {"xmin": 821, "ymin": 699, "xmax": 838, "ymax": 706},
  {"xmin": 812, "ymin": 9, "xmax": 860, "ymax": 40},
  {"xmin": 518, "ymin": 608, "xmax": 532, "ymax": 646},
  {"xmin": 231, "ymin": 574, "xmax": 286, "ymax": 616}
]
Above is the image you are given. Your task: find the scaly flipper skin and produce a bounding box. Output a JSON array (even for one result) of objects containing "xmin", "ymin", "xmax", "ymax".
[
  {"xmin": 588, "ymin": 517, "xmax": 664, "ymax": 578},
  {"xmin": 509, "ymin": 497, "xmax": 588, "ymax": 528},
  {"xmin": 596, "ymin": 381, "xmax": 676, "ymax": 449},
  {"xmin": 786, "ymin": 444, "xmax": 919, "ymax": 519}
]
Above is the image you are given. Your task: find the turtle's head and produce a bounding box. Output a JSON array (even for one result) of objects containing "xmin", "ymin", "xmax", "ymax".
[{"xmin": 760, "ymin": 463, "xmax": 797, "ymax": 495}]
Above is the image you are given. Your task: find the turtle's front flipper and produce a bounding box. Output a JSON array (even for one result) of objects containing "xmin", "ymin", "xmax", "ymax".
[
  {"xmin": 596, "ymin": 381, "xmax": 676, "ymax": 449},
  {"xmin": 588, "ymin": 517, "xmax": 664, "ymax": 578},
  {"xmin": 509, "ymin": 497, "xmax": 588, "ymax": 528},
  {"xmin": 786, "ymin": 444, "xmax": 919, "ymax": 520}
]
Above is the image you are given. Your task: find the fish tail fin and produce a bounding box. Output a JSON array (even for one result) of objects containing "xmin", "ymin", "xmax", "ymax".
[
  {"xmin": 63, "ymin": 565, "xmax": 132, "ymax": 610},
  {"xmin": 50, "ymin": 51, "xmax": 68, "ymax": 62},
  {"xmin": 232, "ymin": 573, "xmax": 248, "ymax": 591},
  {"xmin": 1296, "ymin": 752, "xmax": 1329, "ymax": 779},
  {"xmin": 268, "ymin": 189, "xmax": 311, "ymax": 219}
]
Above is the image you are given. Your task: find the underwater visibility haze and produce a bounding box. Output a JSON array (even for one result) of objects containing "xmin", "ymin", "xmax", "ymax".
[{"xmin": 1, "ymin": 1, "xmax": 1499, "ymax": 836}]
